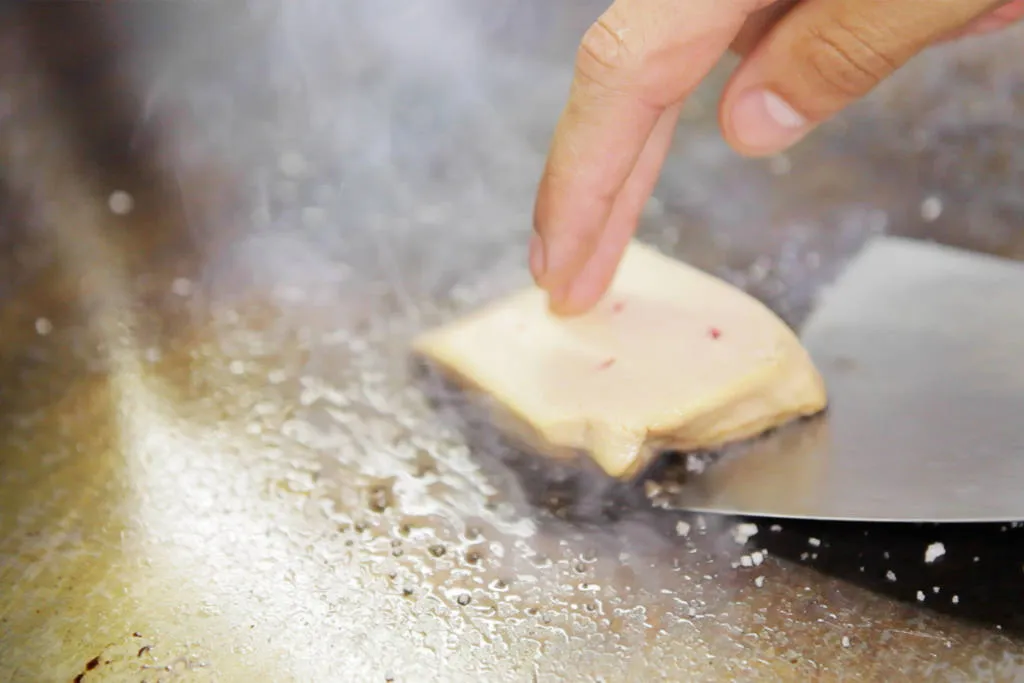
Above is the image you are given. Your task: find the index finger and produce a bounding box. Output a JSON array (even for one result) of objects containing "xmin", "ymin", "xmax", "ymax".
[{"xmin": 532, "ymin": 0, "xmax": 764, "ymax": 305}]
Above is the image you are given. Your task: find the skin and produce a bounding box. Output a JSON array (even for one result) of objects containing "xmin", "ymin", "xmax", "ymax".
[{"xmin": 530, "ymin": 0, "xmax": 1024, "ymax": 316}]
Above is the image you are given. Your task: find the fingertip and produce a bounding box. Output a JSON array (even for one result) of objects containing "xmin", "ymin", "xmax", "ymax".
[
  {"xmin": 721, "ymin": 86, "xmax": 811, "ymax": 157},
  {"xmin": 547, "ymin": 282, "xmax": 601, "ymax": 318},
  {"xmin": 560, "ymin": 275, "xmax": 608, "ymax": 317},
  {"xmin": 542, "ymin": 244, "xmax": 614, "ymax": 317},
  {"xmin": 550, "ymin": 226, "xmax": 635, "ymax": 318},
  {"xmin": 532, "ymin": 159, "xmax": 612, "ymax": 294},
  {"xmin": 545, "ymin": 279, "xmax": 582, "ymax": 317}
]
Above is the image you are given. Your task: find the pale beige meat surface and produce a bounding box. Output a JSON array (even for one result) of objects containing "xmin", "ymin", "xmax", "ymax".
[{"xmin": 414, "ymin": 241, "xmax": 827, "ymax": 479}]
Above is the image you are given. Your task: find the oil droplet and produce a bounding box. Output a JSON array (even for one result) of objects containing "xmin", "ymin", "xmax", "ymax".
[
  {"xmin": 456, "ymin": 594, "xmax": 472, "ymax": 606},
  {"xmin": 428, "ymin": 544, "xmax": 446, "ymax": 558},
  {"xmin": 368, "ymin": 485, "xmax": 392, "ymax": 513}
]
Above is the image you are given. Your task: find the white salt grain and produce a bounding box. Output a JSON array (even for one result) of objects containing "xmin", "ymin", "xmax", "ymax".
[
  {"xmin": 732, "ymin": 523, "xmax": 759, "ymax": 545},
  {"xmin": 769, "ymin": 524, "xmax": 782, "ymax": 532},
  {"xmin": 750, "ymin": 551, "xmax": 764, "ymax": 566},
  {"xmin": 885, "ymin": 570, "xmax": 897, "ymax": 582},
  {"xmin": 841, "ymin": 636, "xmax": 851, "ymax": 648},
  {"xmin": 808, "ymin": 537, "xmax": 821, "ymax": 547},
  {"xmin": 952, "ymin": 595, "xmax": 959, "ymax": 604},
  {"xmin": 685, "ymin": 454, "xmax": 707, "ymax": 474},
  {"xmin": 171, "ymin": 277, "xmax": 193, "ymax": 296},
  {"xmin": 108, "ymin": 190, "xmax": 134, "ymax": 215},
  {"xmin": 924, "ymin": 542, "xmax": 945, "ymax": 564},
  {"xmin": 916, "ymin": 590, "xmax": 925, "ymax": 602},
  {"xmin": 676, "ymin": 521, "xmax": 691, "ymax": 537},
  {"xmin": 34, "ymin": 317, "xmax": 52, "ymax": 336},
  {"xmin": 740, "ymin": 555, "xmax": 753, "ymax": 568},
  {"xmin": 920, "ymin": 196, "xmax": 943, "ymax": 222},
  {"xmin": 754, "ymin": 576, "xmax": 765, "ymax": 588}
]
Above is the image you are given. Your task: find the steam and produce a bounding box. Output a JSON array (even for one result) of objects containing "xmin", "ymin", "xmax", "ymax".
[
  {"xmin": 134, "ymin": 0, "xmax": 586, "ymax": 325},
  {"xmin": 133, "ymin": 1, "xmax": 764, "ymax": 550}
]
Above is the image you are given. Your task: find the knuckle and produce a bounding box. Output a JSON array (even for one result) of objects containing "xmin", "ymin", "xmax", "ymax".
[
  {"xmin": 577, "ymin": 13, "xmax": 643, "ymax": 87},
  {"xmin": 799, "ymin": 16, "xmax": 899, "ymax": 102}
]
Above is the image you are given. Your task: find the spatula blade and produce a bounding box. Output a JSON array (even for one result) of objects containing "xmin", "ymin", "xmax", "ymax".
[{"xmin": 670, "ymin": 236, "xmax": 1024, "ymax": 523}]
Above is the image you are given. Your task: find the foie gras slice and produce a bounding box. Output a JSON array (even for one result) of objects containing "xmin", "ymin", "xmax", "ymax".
[{"xmin": 413, "ymin": 241, "xmax": 827, "ymax": 479}]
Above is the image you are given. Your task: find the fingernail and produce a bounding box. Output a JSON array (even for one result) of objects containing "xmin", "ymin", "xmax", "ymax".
[
  {"xmin": 529, "ymin": 233, "xmax": 546, "ymax": 280},
  {"xmin": 731, "ymin": 88, "xmax": 808, "ymax": 152}
]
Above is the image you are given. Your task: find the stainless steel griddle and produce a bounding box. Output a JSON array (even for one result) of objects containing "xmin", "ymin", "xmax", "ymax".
[{"xmin": 2, "ymin": 3, "xmax": 1024, "ymax": 682}]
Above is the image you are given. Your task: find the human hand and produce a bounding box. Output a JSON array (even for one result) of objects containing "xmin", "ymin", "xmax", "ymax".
[{"xmin": 530, "ymin": 0, "xmax": 1024, "ymax": 316}]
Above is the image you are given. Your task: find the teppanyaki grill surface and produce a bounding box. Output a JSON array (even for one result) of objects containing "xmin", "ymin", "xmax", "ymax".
[{"xmin": 1, "ymin": 3, "xmax": 1023, "ymax": 681}]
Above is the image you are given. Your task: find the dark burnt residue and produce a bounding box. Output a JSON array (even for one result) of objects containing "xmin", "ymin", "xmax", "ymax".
[{"xmin": 72, "ymin": 654, "xmax": 102, "ymax": 682}]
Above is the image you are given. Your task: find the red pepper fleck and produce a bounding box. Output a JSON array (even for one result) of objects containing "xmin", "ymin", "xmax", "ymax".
[
  {"xmin": 709, "ymin": 327, "xmax": 722, "ymax": 340},
  {"xmin": 612, "ymin": 301, "xmax": 625, "ymax": 313},
  {"xmin": 597, "ymin": 358, "xmax": 616, "ymax": 370}
]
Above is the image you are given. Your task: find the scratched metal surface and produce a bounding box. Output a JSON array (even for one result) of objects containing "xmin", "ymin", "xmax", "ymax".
[{"xmin": 1, "ymin": 2, "xmax": 1023, "ymax": 682}]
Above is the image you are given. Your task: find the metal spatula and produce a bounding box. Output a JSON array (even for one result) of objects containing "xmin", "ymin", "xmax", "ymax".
[{"xmin": 671, "ymin": 236, "xmax": 1024, "ymax": 523}]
